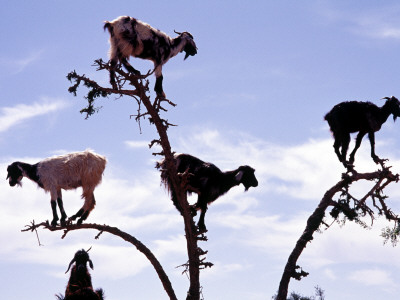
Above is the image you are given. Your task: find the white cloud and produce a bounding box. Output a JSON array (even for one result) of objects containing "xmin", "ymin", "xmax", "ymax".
[
  {"xmin": 315, "ymin": 4, "xmax": 400, "ymax": 41},
  {"xmin": 2, "ymin": 128, "xmax": 400, "ymax": 290},
  {"xmin": 0, "ymin": 98, "xmax": 69, "ymax": 133},
  {"xmin": 175, "ymin": 128, "xmax": 398, "ymax": 201},
  {"xmin": 125, "ymin": 140, "xmax": 150, "ymax": 149},
  {"xmin": 348, "ymin": 268, "xmax": 395, "ymax": 288},
  {"xmin": 0, "ymin": 50, "xmax": 44, "ymax": 73}
]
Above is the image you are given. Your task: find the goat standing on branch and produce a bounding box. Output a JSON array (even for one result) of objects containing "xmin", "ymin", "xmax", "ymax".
[
  {"xmin": 325, "ymin": 96, "xmax": 400, "ymax": 167},
  {"xmin": 104, "ymin": 15, "xmax": 198, "ymax": 97},
  {"xmin": 157, "ymin": 153, "xmax": 258, "ymax": 232},
  {"xmin": 56, "ymin": 248, "xmax": 105, "ymax": 300},
  {"xmin": 6, "ymin": 150, "xmax": 106, "ymax": 226}
]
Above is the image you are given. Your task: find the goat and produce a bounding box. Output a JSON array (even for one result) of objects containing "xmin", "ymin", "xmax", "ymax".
[
  {"xmin": 156, "ymin": 153, "xmax": 258, "ymax": 232},
  {"xmin": 325, "ymin": 96, "xmax": 400, "ymax": 166},
  {"xmin": 104, "ymin": 15, "xmax": 197, "ymax": 97},
  {"xmin": 55, "ymin": 248, "xmax": 105, "ymax": 300},
  {"xmin": 6, "ymin": 150, "xmax": 106, "ymax": 226}
]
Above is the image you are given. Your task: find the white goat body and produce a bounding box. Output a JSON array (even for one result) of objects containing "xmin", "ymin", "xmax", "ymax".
[
  {"xmin": 7, "ymin": 150, "xmax": 106, "ymax": 226},
  {"xmin": 38, "ymin": 151, "xmax": 106, "ymax": 202}
]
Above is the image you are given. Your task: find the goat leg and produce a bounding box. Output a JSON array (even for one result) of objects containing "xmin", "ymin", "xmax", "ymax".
[
  {"xmin": 50, "ymin": 200, "xmax": 59, "ymax": 226},
  {"xmin": 57, "ymin": 197, "xmax": 67, "ymax": 226},
  {"xmin": 368, "ymin": 132, "xmax": 382, "ymax": 164},
  {"xmin": 154, "ymin": 75, "xmax": 166, "ymax": 98},
  {"xmin": 119, "ymin": 56, "xmax": 141, "ymax": 76},
  {"xmin": 68, "ymin": 208, "xmax": 84, "ymax": 222},
  {"xmin": 197, "ymin": 205, "xmax": 208, "ymax": 233},
  {"xmin": 349, "ymin": 132, "xmax": 366, "ymax": 164}
]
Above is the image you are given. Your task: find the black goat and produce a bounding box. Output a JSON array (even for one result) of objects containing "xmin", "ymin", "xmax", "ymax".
[
  {"xmin": 104, "ymin": 16, "xmax": 197, "ymax": 97},
  {"xmin": 325, "ymin": 96, "xmax": 400, "ymax": 166},
  {"xmin": 56, "ymin": 248, "xmax": 104, "ymax": 300},
  {"xmin": 156, "ymin": 153, "xmax": 258, "ymax": 232}
]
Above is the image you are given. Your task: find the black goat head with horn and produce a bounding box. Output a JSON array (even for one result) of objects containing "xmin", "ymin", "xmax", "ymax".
[
  {"xmin": 174, "ymin": 30, "xmax": 197, "ymax": 60},
  {"xmin": 382, "ymin": 96, "xmax": 400, "ymax": 121},
  {"xmin": 65, "ymin": 247, "xmax": 93, "ymax": 274}
]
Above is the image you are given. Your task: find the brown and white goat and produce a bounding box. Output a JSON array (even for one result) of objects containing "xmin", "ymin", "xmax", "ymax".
[
  {"xmin": 6, "ymin": 150, "xmax": 106, "ymax": 226},
  {"xmin": 104, "ymin": 15, "xmax": 197, "ymax": 97},
  {"xmin": 157, "ymin": 153, "xmax": 258, "ymax": 232}
]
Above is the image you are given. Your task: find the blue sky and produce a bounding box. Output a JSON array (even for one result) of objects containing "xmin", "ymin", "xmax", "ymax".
[{"xmin": 2, "ymin": 1, "xmax": 400, "ymax": 299}]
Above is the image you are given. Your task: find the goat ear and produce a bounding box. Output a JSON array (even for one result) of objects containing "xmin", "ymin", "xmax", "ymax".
[
  {"xmin": 235, "ymin": 170, "xmax": 244, "ymax": 183},
  {"xmin": 65, "ymin": 258, "xmax": 75, "ymax": 274},
  {"xmin": 89, "ymin": 259, "xmax": 94, "ymax": 270}
]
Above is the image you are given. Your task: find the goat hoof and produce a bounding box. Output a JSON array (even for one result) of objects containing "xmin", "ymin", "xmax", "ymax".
[{"xmin": 51, "ymin": 219, "xmax": 58, "ymax": 227}]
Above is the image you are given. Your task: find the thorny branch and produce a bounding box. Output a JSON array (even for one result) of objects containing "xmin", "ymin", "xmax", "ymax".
[
  {"xmin": 66, "ymin": 59, "xmax": 175, "ymax": 129},
  {"xmin": 276, "ymin": 163, "xmax": 400, "ymax": 300},
  {"xmin": 65, "ymin": 59, "xmax": 210, "ymax": 299}
]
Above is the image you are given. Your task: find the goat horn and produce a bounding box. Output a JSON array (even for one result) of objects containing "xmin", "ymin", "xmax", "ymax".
[
  {"xmin": 86, "ymin": 246, "xmax": 92, "ymax": 253},
  {"xmin": 174, "ymin": 30, "xmax": 182, "ymax": 35},
  {"xmin": 381, "ymin": 97, "xmax": 391, "ymax": 100},
  {"xmin": 65, "ymin": 258, "xmax": 76, "ymax": 274}
]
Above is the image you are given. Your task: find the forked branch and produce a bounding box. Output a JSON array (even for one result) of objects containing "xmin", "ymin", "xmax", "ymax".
[{"xmin": 276, "ymin": 164, "xmax": 400, "ymax": 300}]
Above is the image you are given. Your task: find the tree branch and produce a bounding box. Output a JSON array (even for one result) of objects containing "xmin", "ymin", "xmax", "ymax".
[
  {"xmin": 22, "ymin": 220, "xmax": 178, "ymax": 300},
  {"xmin": 276, "ymin": 165, "xmax": 400, "ymax": 300}
]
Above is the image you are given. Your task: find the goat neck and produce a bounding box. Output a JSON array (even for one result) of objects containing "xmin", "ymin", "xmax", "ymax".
[
  {"xmin": 10, "ymin": 162, "xmax": 42, "ymax": 187},
  {"xmin": 217, "ymin": 169, "xmax": 242, "ymax": 195}
]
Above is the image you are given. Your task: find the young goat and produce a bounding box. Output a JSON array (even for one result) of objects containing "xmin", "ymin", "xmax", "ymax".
[
  {"xmin": 6, "ymin": 150, "xmax": 106, "ymax": 226},
  {"xmin": 325, "ymin": 96, "xmax": 400, "ymax": 166},
  {"xmin": 104, "ymin": 15, "xmax": 197, "ymax": 97},
  {"xmin": 157, "ymin": 153, "xmax": 258, "ymax": 232},
  {"xmin": 56, "ymin": 248, "xmax": 104, "ymax": 300}
]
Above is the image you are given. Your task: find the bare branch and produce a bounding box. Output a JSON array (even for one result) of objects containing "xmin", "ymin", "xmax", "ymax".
[
  {"xmin": 276, "ymin": 164, "xmax": 400, "ymax": 300},
  {"xmin": 22, "ymin": 220, "xmax": 178, "ymax": 300}
]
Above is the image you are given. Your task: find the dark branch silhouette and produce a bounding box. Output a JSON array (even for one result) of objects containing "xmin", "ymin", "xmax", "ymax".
[
  {"xmin": 22, "ymin": 221, "xmax": 177, "ymax": 300},
  {"xmin": 60, "ymin": 59, "xmax": 209, "ymax": 299},
  {"xmin": 276, "ymin": 163, "xmax": 400, "ymax": 300}
]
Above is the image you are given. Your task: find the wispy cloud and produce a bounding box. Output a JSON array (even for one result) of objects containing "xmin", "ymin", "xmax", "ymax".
[
  {"xmin": 0, "ymin": 50, "xmax": 45, "ymax": 74},
  {"xmin": 316, "ymin": 4, "xmax": 400, "ymax": 41},
  {"xmin": 348, "ymin": 269, "xmax": 396, "ymax": 288},
  {"xmin": 125, "ymin": 140, "xmax": 150, "ymax": 149},
  {"xmin": 0, "ymin": 98, "xmax": 69, "ymax": 133}
]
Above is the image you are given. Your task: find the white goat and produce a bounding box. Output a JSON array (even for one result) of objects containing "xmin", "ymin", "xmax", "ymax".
[
  {"xmin": 104, "ymin": 15, "xmax": 197, "ymax": 97},
  {"xmin": 6, "ymin": 150, "xmax": 106, "ymax": 226}
]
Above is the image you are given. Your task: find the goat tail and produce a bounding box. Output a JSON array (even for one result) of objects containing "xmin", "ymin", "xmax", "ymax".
[{"xmin": 156, "ymin": 159, "xmax": 183, "ymax": 215}]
